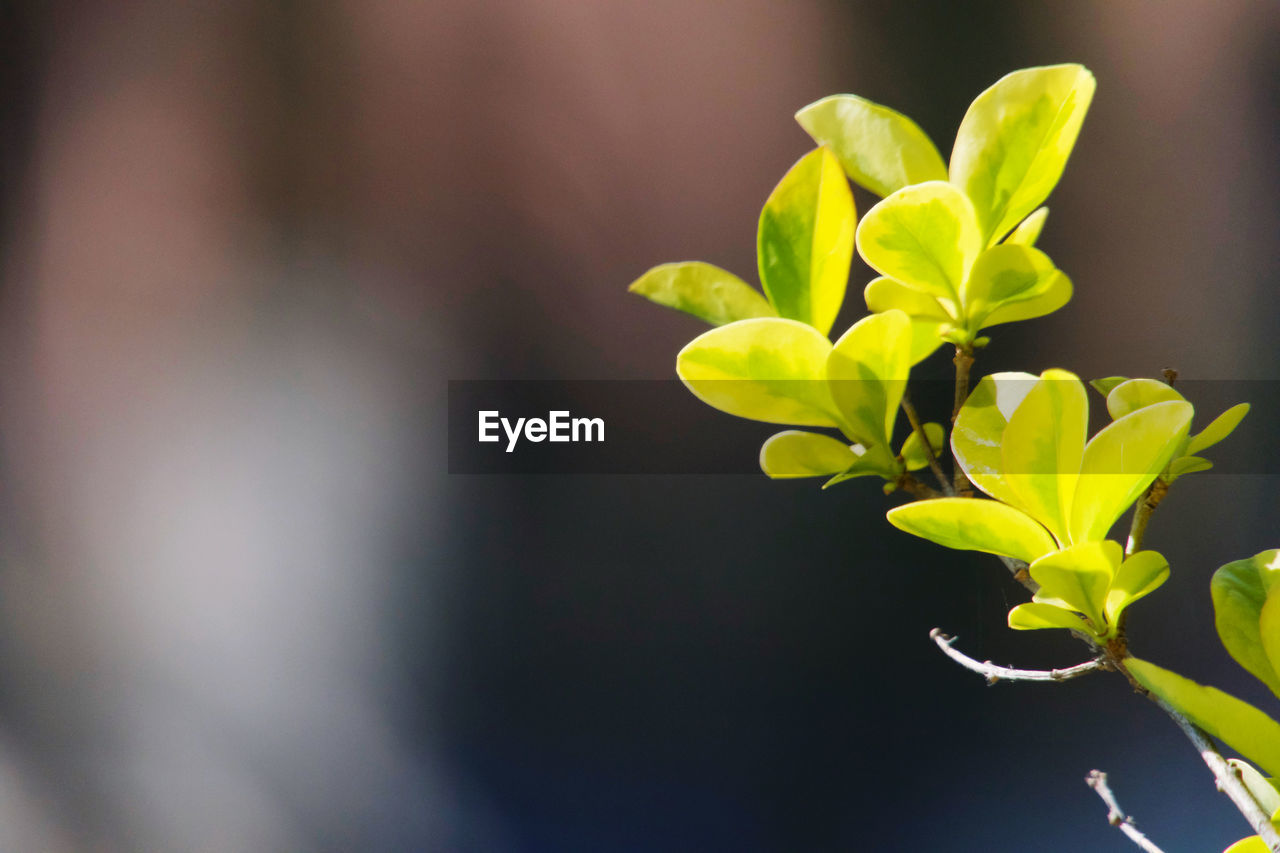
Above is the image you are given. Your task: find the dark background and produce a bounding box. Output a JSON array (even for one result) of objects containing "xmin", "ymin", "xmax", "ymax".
[{"xmin": 0, "ymin": 2, "xmax": 1277, "ymax": 850}]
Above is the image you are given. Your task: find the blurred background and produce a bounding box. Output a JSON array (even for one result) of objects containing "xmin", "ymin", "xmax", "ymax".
[{"xmin": 0, "ymin": 1, "xmax": 1277, "ymax": 850}]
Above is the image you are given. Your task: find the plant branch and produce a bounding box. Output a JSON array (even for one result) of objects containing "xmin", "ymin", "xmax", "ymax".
[
  {"xmin": 1147, "ymin": 697, "xmax": 1280, "ymax": 852},
  {"xmin": 951, "ymin": 344, "xmax": 975, "ymax": 496},
  {"xmin": 929, "ymin": 629, "xmax": 1104, "ymax": 684},
  {"xmin": 1085, "ymin": 771, "xmax": 1168, "ymax": 853},
  {"xmin": 901, "ymin": 390, "xmax": 953, "ymax": 496}
]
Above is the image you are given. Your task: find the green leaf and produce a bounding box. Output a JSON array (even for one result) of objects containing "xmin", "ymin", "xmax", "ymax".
[
  {"xmin": 886, "ymin": 497, "xmax": 1057, "ymax": 563},
  {"xmin": 1008, "ymin": 602, "xmax": 1087, "ymax": 632},
  {"xmin": 676, "ymin": 318, "xmax": 840, "ymax": 427},
  {"xmin": 823, "ymin": 442, "xmax": 901, "ymax": 487},
  {"xmin": 1168, "ymin": 455, "xmax": 1212, "ymax": 481},
  {"xmin": 795, "ymin": 94, "xmax": 948, "ymax": 198},
  {"xmin": 1104, "ymin": 549, "xmax": 1170, "ymax": 630},
  {"xmin": 1126, "ymin": 657, "xmax": 1280, "ymax": 778},
  {"xmin": 978, "ymin": 269, "xmax": 1072, "ymax": 328},
  {"xmin": 1001, "ymin": 369, "xmax": 1088, "ymax": 543},
  {"xmin": 759, "ymin": 430, "xmax": 858, "ymax": 479},
  {"xmin": 1224, "ymin": 836, "xmax": 1272, "ymax": 853},
  {"xmin": 826, "ymin": 310, "xmax": 911, "ymax": 446},
  {"xmin": 1070, "ymin": 400, "xmax": 1194, "ymax": 543},
  {"xmin": 1004, "ymin": 206, "xmax": 1048, "ymax": 246},
  {"xmin": 901, "ymin": 422, "xmax": 946, "ymax": 472},
  {"xmin": 1089, "ymin": 376, "xmax": 1130, "ymax": 397},
  {"xmin": 628, "ymin": 261, "xmax": 777, "ymax": 326},
  {"xmin": 950, "ymin": 64, "xmax": 1097, "ymax": 244},
  {"xmin": 951, "ymin": 371, "xmax": 1038, "ymax": 509},
  {"xmin": 1226, "ymin": 759, "xmax": 1280, "ymax": 818},
  {"xmin": 758, "ymin": 147, "xmax": 855, "ymax": 335},
  {"xmin": 1188, "ymin": 402, "xmax": 1251, "ymax": 455},
  {"xmin": 1027, "ymin": 541, "xmax": 1117, "ymax": 628},
  {"xmin": 961, "ymin": 244, "xmax": 1060, "ymax": 329},
  {"xmin": 1105, "ymin": 378, "xmax": 1185, "ymax": 420},
  {"xmin": 864, "ymin": 276, "xmax": 952, "ymax": 320},
  {"xmin": 1212, "ymin": 550, "xmax": 1280, "ymax": 700},
  {"xmin": 856, "ymin": 181, "xmax": 981, "ymax": 303}
]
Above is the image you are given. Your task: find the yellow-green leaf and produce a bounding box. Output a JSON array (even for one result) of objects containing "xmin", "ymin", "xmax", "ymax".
[
  {"xmin": 676, "ymin": 318, "xmax": 839, "ymax": 427},
  {"xmin": 1104, "ymin": 549, "xmax": 1170, "ymax": 630},
  {"xmin": 1070, "ymin": 400, "xmax": 1193, "ymax": 543},
  {"xmin": 1224, "ymin": 837, "xmax": 1272, "ymax": 853},
  {"xmin": 951, "ymin": 371, "xmax": 1038, "ymax": 509},
  {"xmin": 901, "ymin": 422, "xmax": 946, "ymax": 472},
  {"xmin": 950, "ymin": 64, "xmax": 1096, "ymax": 244},
  {"xmin": 978, "ymin": 269, "xmax": 1072, "ymax": 328},
  {"xmin": 1027, "ymin": 541, "xmax": 1117, "ymax": 629},
  {"xmin": 795, "ymin": 94, "xmax": 948, "ymax": 198},
  {"xmin": 1126, "ymin": 658, "xmax": 1280, "ymax": 778},
  {"xmin": 1105, "ymin": 378, "xmax": 1185, "ymax": 420},
  {"xmin": 1090, "ymin": 376, "xmax": 1130, "ymax": 397},
  {"xmin": 1168, "ymin": 455, "xmax": 1212, "ymax": 481},
  {"xmin": 1212, "ymin": 550, "xmax": 1280, "ymax": 700},
  {"xmin": 628, "ymin": 261, "xmax": 777, "ymax": 326},
  {"xmin": 856, "ymin": 181, "xmax": 981, "ymax": 303},
  {"xmin": 864, "ymin": 276, "xmax": 952, "ymax": 321},
  {"xmin": 887, "ymin": 497, "xmax": 1057, "ymax": 563},
  {"xmin": 823, "ymin": 442, "xmax": 901, "ymax": 487},
  {"xmin": 826, "ymin": 310, "xmax": 911, "ymax": 446},
  {"xmin": 758, "ymin": 147, "xmax": 855, "ymax": 335},
  {"xmin": 1005, "ymin": 207, "xmax": 1049, "ymax": 246},
  {"xmin": 962, "ymin": 244, "xmax": 1060, "ymax": 329},
  {"xmin": 1188, "ymin": 403, "xmax": 1251, "ymax": 455},
  {"xmin": 1002, "ymin": 369, "xmax": 1088, "ymax": 543},
  {"xmin": 1008, "ymin": 602, "xmax": 1087, "ymax": 632},
  {"xmin": 759, "ymin": 430, "xmax": 858, "ymax": 479}
]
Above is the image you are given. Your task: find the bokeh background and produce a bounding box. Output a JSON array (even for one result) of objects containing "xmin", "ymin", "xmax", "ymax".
[{"xmin": 0, "ymin": 1, "xmax": 1277, "ymax": 850}]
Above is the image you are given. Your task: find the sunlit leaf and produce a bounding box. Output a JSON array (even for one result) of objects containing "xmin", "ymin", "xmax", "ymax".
[
  {"xmin": 1089, "ymin": 376, "xmax": 1130, "ymax": 397},
  {"xmin": 864, "ymin": 276, "xmax": 952, "ymax": 320},
  {"xmin": 760, "ymin": 430, "xmax": 858, "ymax": 479},
  {"xmin": 1070, "ymin": 400, "xmax": 1194, "ymax": 543},
  {"xmin": 951, "ymin": 371, "xmax": 1038, "ymax": 508},
  {"xmin": 978, "ymin": 270, "xmax": 1072, "ymax": 328},
  {"xmin": 1188, "ymin": 403, "xmax": 1251, "ymax": 455},
  {"xmin": 906, "ymin": 319, "xmax": 947, "ymax": 365},
  {"xmin": 1008, "ymin": 602, "xmax": 1087, "ymax": 632},
  {"xmin": 1212, "ymin": 550, "xmax": 1280, "ymax": 700},
  {"xmin": 856, "ymin": 181, "xmax": 981, "ymax": 302},
  {"xmin": 1168, "ymin": 455, "xmax": 1212, "ymax": 481},
  {"xmin": 795, "ymin": 94, "xmax": 948, "ymax": 198},
  {"xmin": 827, "ymin": 310, "xmax": 911, "ymax": 446},
  {"xmin": 628, "ymin": 261, "xmax": 777, "ymax": 326},
  {"xmin": 1126, "ymin": 658, "xmax": 1280, "ymax": 778},
  {"xmin": 1005, "ymin": 207, "xmax": 1048, "ymax": 246},
  {"xmin": 758, "ymin": 147, "xmax": 855, "ymax": 335},
  {"xmin": 1104, "ymin": 549, "xmax": 1170, "ymax": 631},
  {"xmin": 677, "ymin": 318, "xmax": 840, "ymax": 427},
  {"xmin": 950, "ymin": 64, "xmax": 1096, "ymax": 244},
  {"xmin": 887, "ymin": 497, "xmax": 1057, "ymax": 563},
  {"xmin": 1225, "ymin": 836, "xmax": 1272, "ymax": 853},
  {"xmin": 823, "ymin": 442, "xmax": 901, "ymax": 487},
  {"xmin": 1105, "ymin": 378, "xmax": 1185, "ymax": 420},
  {"xmin": 962, "ymin": 244, "xmax": 1060, "ymax": 329},
  {"xmin": 901, "ymin": 422, "xmax": 946, "ymax": 472},
  {"xmin": 1027, "ymin": 541, "xmax": 1117, "ymax": 628},
  {"xmin": 1002, "ymin": 369, "xmax": 1088, "ymax": 543}
]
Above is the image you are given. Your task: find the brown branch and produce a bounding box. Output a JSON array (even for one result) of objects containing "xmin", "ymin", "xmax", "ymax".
[
  {"xmin": 929, "ymin": 629, "xmax": 1105, "ymax": 684},
  {"xmin": 900, "ymin": 390, "xmax": 952, "ymax": 496},
  {"xmin": 1086, "ymin": 771, "xmax": 1168, "ymax": 853}
]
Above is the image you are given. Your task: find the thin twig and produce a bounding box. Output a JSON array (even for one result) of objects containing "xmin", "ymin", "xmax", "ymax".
[
  {"xmin": 900, "ymin": 390, "xmax": 953, "ymax": 496},
  {"xmin": 951, "ymin": 345, "xmax": 975, "ymax": 496},
  {"xmin": 930, "ymin": 629, "xmax": 1104, "ymax": 684},
  {"xmin": 1152, "ymin": 697, "xmax": 1280, "ymax": 852},
  {"xmin": 1086, "ymin": 771, "xmax": 1168, "ymax": 853},
  {"xmin": 1125, "ymin": 478, "xmax": 1168, "ymax": 557}
]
